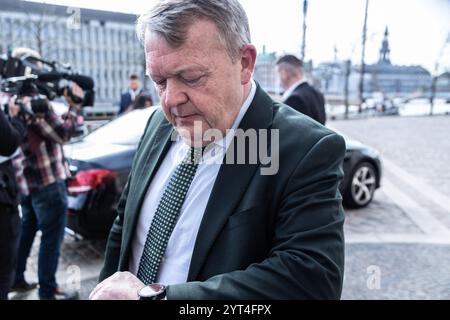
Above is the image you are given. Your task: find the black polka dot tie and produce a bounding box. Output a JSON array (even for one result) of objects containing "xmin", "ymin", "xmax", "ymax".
[{"xmin": 137, "ymin": 147, "xmax": 203, "ymax": 284}]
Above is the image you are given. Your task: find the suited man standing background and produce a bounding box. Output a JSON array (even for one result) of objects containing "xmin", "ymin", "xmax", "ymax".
[
  {"xmin": 90, "ymin": 0, "xmax": 345, "ymax": 300},
  {"xmin": 276, "ymin": 55, "xmax": 327, "ymax": 125},
  {"xmin": 118, "ymin": 74, "xmax": 143, "ymax": 115}
]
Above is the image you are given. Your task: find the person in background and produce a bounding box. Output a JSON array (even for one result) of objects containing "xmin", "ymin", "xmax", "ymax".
[
  {"xmin": 8, "ymin": 47, "xmax": 83, "ymax": 300},
  {"xmin": 0, "ymin": 100, "xmax": 25, "ymax": 300},
  {"xmin": 119, "ymin": 74, "xmax": 143, "ymax": 115},
  {"xmin": 276, "ymin": 55, "xmax": 326, "ymax": 125},
  {"xmin": 125, "ymin": 94, "xmax": 153, "ymax": 113},
  {"xmin": 11, "ymin": 91, "xmax": 83, "ymax": 300}
]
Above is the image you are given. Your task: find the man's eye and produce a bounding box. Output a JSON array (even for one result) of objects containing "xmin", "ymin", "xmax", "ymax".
[
  {"xmin": 156, "ymin": 80, "xmax": 167, "ymax": 88},
  {"xmin": 183, "ymin": 76, "xmax": 203, "ymax": 85}
]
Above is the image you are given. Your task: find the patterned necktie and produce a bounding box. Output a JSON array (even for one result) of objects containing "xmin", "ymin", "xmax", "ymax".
[{"xmin": 137, "ymin": 147, "xmax": 203, "ymax": 284}]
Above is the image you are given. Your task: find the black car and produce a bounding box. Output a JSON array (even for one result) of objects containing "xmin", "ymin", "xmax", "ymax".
[
  {"xmin": 64, "ymin": 108, "xmax": 382, "ymax": 239},
  {"xmin": 341, "ymin": 137, "xmax": 382, "ymax": 208}
]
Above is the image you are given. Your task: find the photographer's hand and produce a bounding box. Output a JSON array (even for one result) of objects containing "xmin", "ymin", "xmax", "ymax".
[
  {"xmin": 71, "ymin": 83, "xmax": 84, "ymax": 100},
  {"xmin": 17, "ymin": 97, "xmax": 36, "ymax": 125},
  {"xmin": 8, "ymin": 97, "xmax": 21, "ymax": 118}
]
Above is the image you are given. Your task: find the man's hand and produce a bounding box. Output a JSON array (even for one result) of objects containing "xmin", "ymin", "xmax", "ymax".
[
  {"xmin": 8, "ymin": 97, "xmax": 22, "ymax": 118},
  {"xmin": 89, "ymin": 272, "xmax": 145, "ymax": 300}
]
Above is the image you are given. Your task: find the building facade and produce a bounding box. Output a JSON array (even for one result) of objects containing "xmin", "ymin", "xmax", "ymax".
[
  {"xmin": 0, "ymin": 0, "xmax": 154, "ymax": 105},
  {"xmin": 253, "ymin": 46, "xmax": 281, "ymax": 95}
]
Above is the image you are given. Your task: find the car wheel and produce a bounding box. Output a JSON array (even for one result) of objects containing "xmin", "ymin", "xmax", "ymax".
[{"xmin": 344, "ymin": 161, "xmax": 377, "ymax": 208}]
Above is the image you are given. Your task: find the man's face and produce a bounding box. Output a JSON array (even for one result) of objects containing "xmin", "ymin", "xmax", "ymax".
[
  {"xmin": 145, "ymin": 19, "xmax": 255, "ymax": 146},
  {"xmin": 276, "ymin": 66, "xmax": 290, "ymax": 90},
  {"xmin": 129, "ymin": 79, "xmax": 140, "ymax": 91}
]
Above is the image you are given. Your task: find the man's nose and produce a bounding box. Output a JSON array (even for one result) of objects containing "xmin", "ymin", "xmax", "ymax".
[{"xmin": 164, "ymin": 79, "xmax": 188, "ymax": 109}]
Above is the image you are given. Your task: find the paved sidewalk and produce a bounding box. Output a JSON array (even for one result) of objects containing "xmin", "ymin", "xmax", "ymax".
[
  {"xmin": 331, "ymin": 115, "xmax": 450, "ymax": 299},
  {"xmin": 9, "ymin": 234, "xmax": 105, "ymax": 300},
  {"xmin": 343, "ymin": 243, "xmax": 450, "ymax": 299}
]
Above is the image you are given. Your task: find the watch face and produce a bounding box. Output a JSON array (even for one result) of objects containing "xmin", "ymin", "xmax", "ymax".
[{"xmin": 140, "ymin": 283, "xmax": 165, "ymax": 299}]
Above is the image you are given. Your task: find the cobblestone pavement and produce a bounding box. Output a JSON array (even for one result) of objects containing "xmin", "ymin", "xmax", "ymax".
[
  {"xmin": 342, "ymin": 243, "xmax": 450, "ymax": 299},
  {"xmin": 344, "ymin": 188, "xmax": 422, "ymax": 235},
  {"xmin": 9, "ymin": 234, "xmax": 106, "ymax": 300},
  {"xmin": 10, "ymin": 115, "xmax": 450, "ymax": 300},
  {"xmin": 331, "ymin": 115, "xmax": 450, "ymax": 300}
]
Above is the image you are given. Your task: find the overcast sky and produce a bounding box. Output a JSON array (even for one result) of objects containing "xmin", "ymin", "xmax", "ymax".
[{"xmin": 26, "ymin": 0, "xmax": 450, "ymax": 73}]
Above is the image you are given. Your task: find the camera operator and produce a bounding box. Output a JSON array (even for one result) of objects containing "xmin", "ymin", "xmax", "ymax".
[
  {"xmin": 10, "ymin": 78, "xmax": 83, "ymax": 300},
  {"xmin": 0, "ymin": 98, "xmax": 25, "ymax": 300}
]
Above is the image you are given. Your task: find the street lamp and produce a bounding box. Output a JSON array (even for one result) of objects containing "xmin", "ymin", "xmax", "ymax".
[
  {"xmin": 358, "ymin": 0, "xmax": 369, "ymax": 113},
  {"xmin": 300, "ymin": 0, "xmax": 308, "ymax": 61}
]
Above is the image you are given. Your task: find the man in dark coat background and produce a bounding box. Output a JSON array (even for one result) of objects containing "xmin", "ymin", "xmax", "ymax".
[
  {"xmin": 276, "ymin": 55, "xmax": 327, "ymax": 125},
  {"xmin": 118, "ymin": 74, "xmax": 143, "ymax": 115}
]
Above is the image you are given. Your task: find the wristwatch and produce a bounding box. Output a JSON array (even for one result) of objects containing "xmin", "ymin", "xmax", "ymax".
[{"xmin": 138, "ymin": 283, "xmax": 166, "ymax": 300}]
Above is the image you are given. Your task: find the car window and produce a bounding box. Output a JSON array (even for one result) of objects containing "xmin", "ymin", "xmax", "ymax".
[{"xmin": 84, "ymin": 107, "xmax": 157, "ymax": 145}]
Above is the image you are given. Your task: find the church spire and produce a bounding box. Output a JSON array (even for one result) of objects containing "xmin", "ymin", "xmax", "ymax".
[{"xmin": 379, "ymin": 26, "xmax": 391, "ymax": 64}]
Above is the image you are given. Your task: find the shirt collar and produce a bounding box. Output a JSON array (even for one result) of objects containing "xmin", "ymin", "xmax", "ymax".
[
  {"xmin": 282, "ymin": 78, "xmax": 307, "ymax": 101},
  {"xmin": 212, "ymin": 78, "xmax": 257, "ymax": 152},
  {"xmin": 129, "ymin": 88, "xmax": 141, "ymax": 98}
]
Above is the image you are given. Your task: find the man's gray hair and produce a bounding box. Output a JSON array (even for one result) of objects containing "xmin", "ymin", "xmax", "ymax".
[{"xmin": 136, "ymin": 0, "xmax": 251, "ymax": 62}]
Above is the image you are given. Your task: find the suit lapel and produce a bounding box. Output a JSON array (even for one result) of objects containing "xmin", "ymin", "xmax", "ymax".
[
  {"xmin": 187, "ymin": 85, "xmax": 274, "ymax": 280},
  {"xmin": 120, "ymin": 117, "xmax": 174, "ymax": 268}
]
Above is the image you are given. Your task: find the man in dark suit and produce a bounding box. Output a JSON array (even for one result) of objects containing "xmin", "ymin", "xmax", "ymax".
[
  {"xmin": 0, "ymin": 101, "xmax": 25, "ymax": 300},
  {"xmin": 90, "ymin": 0, "xmax": 345, "ymax": 300},
  {"xmin": 276, "ymin": 55, "xmax": 327, "ymax": 125},
  {"xmin": 118, "ymin": 74, "xmax": 143, "ymax": 115}
]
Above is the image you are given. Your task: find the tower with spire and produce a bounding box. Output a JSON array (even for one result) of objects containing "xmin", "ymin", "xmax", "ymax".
[{"xmin": 379, "ymin": 26, "xmax": 391, "ymax": 64}]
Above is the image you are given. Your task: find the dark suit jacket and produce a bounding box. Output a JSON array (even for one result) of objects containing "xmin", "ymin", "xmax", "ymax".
[
  {"xmin": 119, "ymin": 89, "xmax": 143, "ymax": 114},
  {"xmin": 0, "ymin": 109, "xmax": 25, "ymax": 157},
  {"xmin": 100, "ymin": 84, "xmax": 346, "ymax": 299},
  {"xmin": 284, "ymin": 82, "xmax": 326, "ymax": 125},
  {"xmin": 0, "ymin": 109, "xmax": 25, "ymax": 206}
]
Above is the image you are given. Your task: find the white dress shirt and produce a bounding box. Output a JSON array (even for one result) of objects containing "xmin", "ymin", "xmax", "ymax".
[
  {"xmin": 129, "ymin": 80, "xmax": 257, "ymax": 285},
  {"xmin": 129, "ymin": 88, "xmax": 141, "ymax": 101},
  {"xmin": 282, "ymin": 78, "xmax": 307, "ymax": 101}
]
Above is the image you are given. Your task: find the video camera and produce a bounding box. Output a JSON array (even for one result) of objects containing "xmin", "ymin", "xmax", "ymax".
[{"xmin": 0, "ymin": 51, "xmax": 95, "ymax": 118}]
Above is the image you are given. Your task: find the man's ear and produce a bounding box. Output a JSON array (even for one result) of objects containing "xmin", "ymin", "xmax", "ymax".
[{"xmin": 240, "ymin": 44, "xmax": 257, "ymax": 85}]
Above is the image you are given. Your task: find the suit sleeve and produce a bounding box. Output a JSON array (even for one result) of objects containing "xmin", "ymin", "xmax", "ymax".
[
  {"xmin": 284, "ymin": 95, "xmax": 311, "ymax": 117},
  {"xmin": 98, "ymin": 111, "xmax": 156, "ymax": 282},
  {"xmin": 119, "ymin": 93, "xmax": 130, "ymax": 115},
  {"xmin": 166, "ymin": 133, "xmax": 346, "ymax": 299},
  {"xmin": 0, "ymin": 110, "xmax": 25, "ymax": 156}
]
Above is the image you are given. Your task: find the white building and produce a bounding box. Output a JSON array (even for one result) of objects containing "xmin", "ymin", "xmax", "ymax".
[
  {"xmin": 0, "ymin": 0, "xmax": 155, "ymax": 105},
  {"xmin": 314, "ymin": 27, "xmax": 432, "ymax": 101},
  {"xmin": 253, "ymin": 47, "xmax": 281, "ymax": 95}
]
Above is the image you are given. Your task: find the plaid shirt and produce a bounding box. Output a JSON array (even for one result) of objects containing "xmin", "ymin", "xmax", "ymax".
[{"xmin": 12, "ymin": 107, "xmax": 83, "ymax": 195}]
